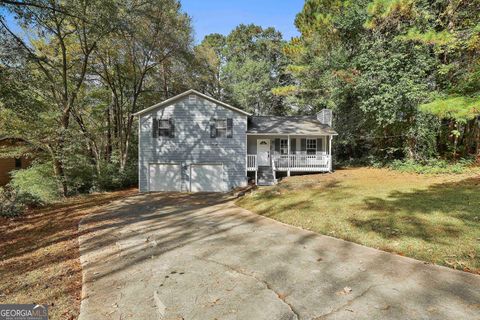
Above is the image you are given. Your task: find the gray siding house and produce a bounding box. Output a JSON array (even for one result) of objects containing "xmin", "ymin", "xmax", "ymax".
[{"xmin": 135, "ymin": 89, "xmax": 337, "ymax": 192}]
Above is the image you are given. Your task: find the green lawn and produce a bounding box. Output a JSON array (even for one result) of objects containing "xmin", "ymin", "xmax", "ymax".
[{"xmin": 236, "ymin": 167, "xmax": 480, "ymax": 273}]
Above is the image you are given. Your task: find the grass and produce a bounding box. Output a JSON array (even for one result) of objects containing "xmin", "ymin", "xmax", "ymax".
[
  {"xmin": 0, "ymin": 189, "xmax": 137, "ymax": 320},
  {"xmin": 236, "ymin": 167, "xmax": 480, "ymax": 273}
]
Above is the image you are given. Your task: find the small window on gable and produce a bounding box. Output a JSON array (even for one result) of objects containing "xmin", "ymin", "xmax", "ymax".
[
  {"xmin": 280, "ymin": 139, "xmax": 288, "ymax": 155},
  {"xmin": 306, "ymin": 138, "xmax": 317, "ymax": 155},
  {"xmin": 215, "ymin": 119, "xmax": 227, "ymax": 138},
  {"xmin": 159, "ymin": 119, "xmax": 175, "ymax": 137}
]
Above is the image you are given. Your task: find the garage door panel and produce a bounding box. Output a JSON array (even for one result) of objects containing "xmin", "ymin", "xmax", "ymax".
[
  {"xmin": 149, "ymin": 164, "xmax": 181, "ymax": 191},
  {"xmin": 190, "ymin": 164, "xmax": 225, "ymax": 192}
]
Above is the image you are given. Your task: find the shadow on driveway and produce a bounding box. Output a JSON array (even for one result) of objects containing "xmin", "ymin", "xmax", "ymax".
[{"xmin": 79, "ymin": 192, "xmax": 480, "ymax": 320}]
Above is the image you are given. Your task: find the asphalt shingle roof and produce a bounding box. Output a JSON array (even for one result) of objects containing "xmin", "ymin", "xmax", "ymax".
[{"xmin": 247, "ymin": 116, "xmax": 338, "ymax": 135}]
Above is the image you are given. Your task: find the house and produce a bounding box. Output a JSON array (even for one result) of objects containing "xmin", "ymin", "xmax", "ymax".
[
  {"xmin": 135, "ymin": 89, "xmax": 338, "ymax": 192},
  {"xmin": 0, "ymin": 136, "xmax": 33, "ymax": 186}
]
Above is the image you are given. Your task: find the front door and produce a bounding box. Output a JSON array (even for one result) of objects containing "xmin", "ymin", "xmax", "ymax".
[{"xmin": 257, "ymin": 139, "xmax": 270, "ymax": 166}]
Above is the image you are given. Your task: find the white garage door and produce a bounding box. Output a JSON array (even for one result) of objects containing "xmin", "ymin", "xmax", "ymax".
[
  {"xmin": 190, "ymin": 164, "xmax": 226, "ymax": 192},
  {"xmin": 149, "ymin": 164, "xmax": 182, "ymax": 192}
]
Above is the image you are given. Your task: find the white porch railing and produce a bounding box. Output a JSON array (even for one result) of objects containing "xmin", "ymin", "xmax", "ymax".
[
  {"xmin": 273, "ymin": 154, "xmax": 331, "ymax": 171},
  {"xmin": 247, "ymin": 154, "xmax": 257, "ymax": 171},
  {"xmin": 248, "ymin": 153, "xmax": 331, "ymax": 172}
]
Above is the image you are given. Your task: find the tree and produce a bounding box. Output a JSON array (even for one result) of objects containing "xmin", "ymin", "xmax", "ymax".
[
  {"xmin": 195, "ymin": 24, "xmax": 291, "ymax": 115},
  {"xmin": 91, "ymin": 0, "xmax": 193, "ymax": 171},
  {"xmin": 191, "ymin": 33, "xmax": 226, "ymax": 99},
  {"xmin": 380, "ymin": 0, "xmax": 480, "ymax": 159},
  {"xmin": 278, "ymin": 0, "xmax": 479, "ymax": 162},
  {"xmin": 0, "ymin": 0, "xmax": 195, "ymax": 195},
  {"xmin": 0, "ymin": 0, "xmax": 116, "ymax": 195}
]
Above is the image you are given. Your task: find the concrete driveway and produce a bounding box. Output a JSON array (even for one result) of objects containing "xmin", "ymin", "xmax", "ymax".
[{"xmin": 78, "ymin": 193, "xmax": 480, "ymax": 320}]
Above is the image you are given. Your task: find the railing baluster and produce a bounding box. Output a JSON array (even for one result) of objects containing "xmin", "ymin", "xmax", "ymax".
[
  {"xmin": 247, "ymin": 154, "xmax": 258, "ymax": 171},
  {"xmin": 247, "ymin": 153, "xmax": 331, "ymax": 172}
]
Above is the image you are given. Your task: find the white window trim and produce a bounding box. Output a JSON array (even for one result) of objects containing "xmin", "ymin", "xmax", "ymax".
[
  {"xmin": 280, "ymin": 138, "xmax": 288, "ymax": 155},
  {"xmin": 216, "ymin": 119, "xmax": 227, "ymax": 137},
  {"xmin": 158, "ymin": 119, "xmax": 171, "ymax": 136},
  {"xmin": 306, "ymin": 138, "xmax": 317, "ymax": 155},
  {"xmin": 159, "ymin": 119, "xmax": 170, "ymax": 128},
  {"xmin": 216, "ymin": 119, "xmax": 227, "ymax": 129}
]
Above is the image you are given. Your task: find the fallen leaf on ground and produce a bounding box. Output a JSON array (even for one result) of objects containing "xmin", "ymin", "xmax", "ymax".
[{"xmin": 336, "ymin": 286, "xmax": 352, "ymax": 296}]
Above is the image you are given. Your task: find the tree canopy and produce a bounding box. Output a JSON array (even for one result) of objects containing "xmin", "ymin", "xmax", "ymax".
[{"xmin": 276, "ymin": 0, "xmax": 480, "ymax": 161}]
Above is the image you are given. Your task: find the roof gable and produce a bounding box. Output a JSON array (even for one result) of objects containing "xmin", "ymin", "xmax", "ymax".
[{"xmin": 134, "ymin": 89, "xmax": 251, "ymax": 117}]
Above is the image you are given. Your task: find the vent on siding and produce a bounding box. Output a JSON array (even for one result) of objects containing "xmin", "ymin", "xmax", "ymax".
[
  {"xmin": 317, "ymin": 109, "xmax": 333, "ymax": 126},
  {"xmin": 189, "ymin": 94, "xmax": 196, "ymax": 104}
]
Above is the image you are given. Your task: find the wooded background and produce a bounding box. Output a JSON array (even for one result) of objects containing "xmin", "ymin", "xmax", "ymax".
[{"xmin": 0, "ymin": 0, "xmax": 479, "ymax": 200}]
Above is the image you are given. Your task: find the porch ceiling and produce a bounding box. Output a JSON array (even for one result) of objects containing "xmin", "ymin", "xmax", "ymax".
[{"xmin": 247, "ymin": 116, "xmax": 338, "ymax": 135}]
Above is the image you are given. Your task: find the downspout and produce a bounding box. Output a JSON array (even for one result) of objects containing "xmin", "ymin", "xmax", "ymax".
[
  {"xmin": 329, "ymin": 136, "xmax": 333, "ymax": 172},
  {"xmin": 287, "ymin": 134, "xmax": 291, "ymax": 177}
]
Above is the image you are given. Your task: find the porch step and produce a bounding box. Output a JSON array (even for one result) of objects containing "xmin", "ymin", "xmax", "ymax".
[
  {"xmin": 257, "ymin": 166, "xmax": 276, "ymax": 186},
  {"xmin": 257, "ymin": 180, "xmax": 277, "ymax": 186}
]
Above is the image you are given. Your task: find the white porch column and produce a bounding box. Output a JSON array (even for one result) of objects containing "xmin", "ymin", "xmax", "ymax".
[
  {"xmin": 329, "ymin": 136, "xmax": 333, "ymax": 172},
  {"xmin": 287, "ymin": 135, "xmax": 291, "ymax": 177}
]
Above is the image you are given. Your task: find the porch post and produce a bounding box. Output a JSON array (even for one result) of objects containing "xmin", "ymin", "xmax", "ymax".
[
  {"xmin": 245, "ymin": 134, "xmax": 248, "ymax": 184},
  {"xmin": 287, "ymin": 135, "xmax": 291, "ymax": 177},
  {"xmin": 329, "ymin": 136, "xmax": 333, "ymax": 172}
]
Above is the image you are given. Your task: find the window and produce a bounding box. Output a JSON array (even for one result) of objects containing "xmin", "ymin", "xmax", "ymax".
[
  {"xmin": 211, "ymin": 118, "xmax": 232, "ymax": 138},
  {"xmin": 280, "ymin": 139, "xmax": 288, "ymax": 155},
  {"xmin": 306, "ymin": 139, "xmax": 317, "ymax": 155},
  {"xmin": 153, "ymin": 117, "xmax": 174, "ymax": 138},
  {"xmin": 15, "ymin": 158, "xmax": 22, "ymax": 169},
  {"xmin": 216, "ymin": 119, "xmax": 227, "ymax": 138},
  {"xmin": 159, "ymin": 119, "xmax": 171, "ymax": 137}
]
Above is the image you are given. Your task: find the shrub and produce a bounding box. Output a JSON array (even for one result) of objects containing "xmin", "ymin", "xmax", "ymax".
[
  {"xmin": 65, "ymin": 155, "xmax": 96, "ymax": 194},
  {"xmin": 9, "ymin": 161, "xmax": 61, "ymax": 204},
  {"xmin": 389, "ymin": 158, "xmax": 476, "ymax": 174},
  {"xmin": 93, "ymin": 161, "xmax": 137, "ymax": 192},
  {"xmin": 0, "ymin": 187, "xmax": 24, "ymax": 217}
]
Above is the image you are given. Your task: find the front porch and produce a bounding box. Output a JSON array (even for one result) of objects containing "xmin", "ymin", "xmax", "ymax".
[{"xmin": 246, "ymin": 134, "xmax": 333, "ymax": 184}]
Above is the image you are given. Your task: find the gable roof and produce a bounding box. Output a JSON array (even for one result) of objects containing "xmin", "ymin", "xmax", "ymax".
[
  {"xmin": 247, "ymin": 116, "xmax": 338, "ymax": 135},
  {"xmin": 133, "ymin": 89, "xmax": 251, "ymax": 117}
]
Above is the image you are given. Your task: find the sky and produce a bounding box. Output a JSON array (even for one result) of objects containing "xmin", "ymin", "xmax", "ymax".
[
  {"xmin": 1, "ymin": 1, "xmax": 305, "ymax": 43},
  {"xmin": 180, "ymin": 0, "xmax": 304, "ymax": 43}
]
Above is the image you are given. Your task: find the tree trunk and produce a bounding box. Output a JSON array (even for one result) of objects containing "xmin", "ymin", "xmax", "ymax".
[
  {"xmin": 476, "ymin": 116, "xmax": 480, "ymax": 163},
  {"xmin": 50, "ymin": 149, "xmax": 68, "ymax": 197},
  {"xmin": 54, "ymin": 104, "xmax": 71, "ymax": 197},
  {"xmin": 406, "ymin": 136, "xmax": 416, "ymax": 160},
  {"xmin": 162, "ymin": 62, "xmax": 169, "ymax": 97},
  {"xmin": 106, "ymin": 96, "xmax": 113, "ymax": 162},
  {"xmin": 452, "ymin": 122, "xmax": 458, "ymax": 160},
  {"xmin": 119, "ymin": 114, "xmax": 134, "ymax": 172}
]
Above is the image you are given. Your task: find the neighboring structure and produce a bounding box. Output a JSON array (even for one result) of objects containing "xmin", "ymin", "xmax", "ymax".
[
  {"xmin": 135, "ymin": 89, "xmax": 338, "ymax": 192},
  {"xmin": 0, "ymin": 137, "xmax": 33, "ymax": 186}
]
